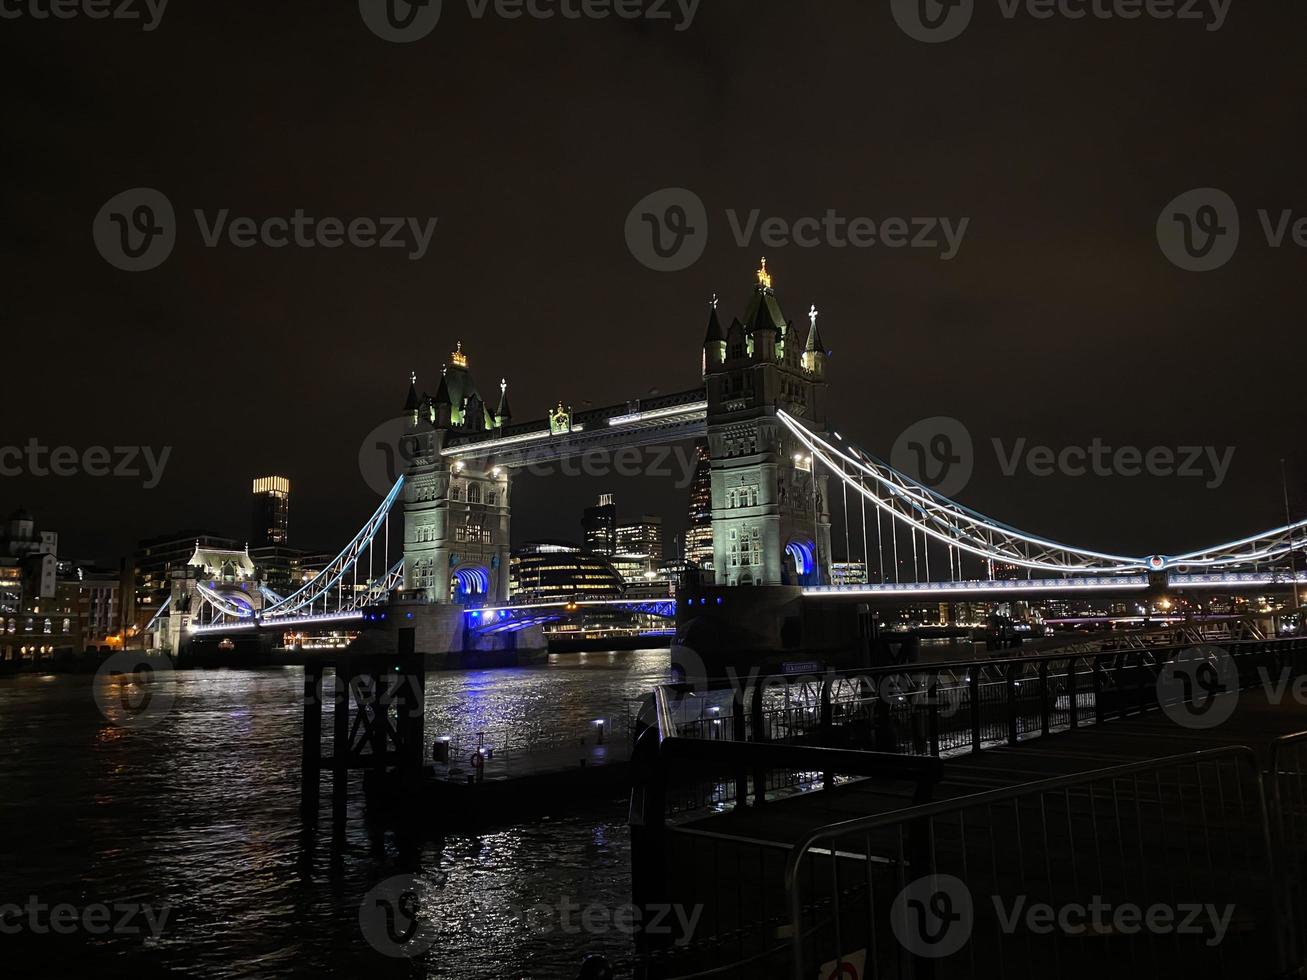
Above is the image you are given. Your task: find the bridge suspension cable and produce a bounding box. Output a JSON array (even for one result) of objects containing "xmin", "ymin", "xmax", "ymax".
[
  {"xmin": 261, "ymin": 477, "xmax": 406, "ymax": 619},
  {"xmin": 780, "ymin": 411, "xmax": 1307, "ymax": 577}
]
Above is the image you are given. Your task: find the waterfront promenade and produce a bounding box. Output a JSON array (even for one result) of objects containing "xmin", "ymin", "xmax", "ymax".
[{"xmin": 634, "ymin": 640, "xmax": 1307, "ymax": 979}]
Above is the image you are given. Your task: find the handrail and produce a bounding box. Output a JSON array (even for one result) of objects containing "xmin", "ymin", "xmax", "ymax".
[
  {"xmin": 730, "ymin": 635, "xmax": 1302, "ymax": 693},
  {"xmin": 646, "ymin": 683, "xmax": 945, "ymax": 817},
  {"xmin": 1268, "ymin": 729, "xmax": 1307, "ymax": 967},
  {"xmin": 785, "ymin": 744, "xmax": 1257, "ymax": 853}
]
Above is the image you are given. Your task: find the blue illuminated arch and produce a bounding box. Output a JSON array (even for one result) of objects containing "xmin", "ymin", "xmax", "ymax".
[
  {"xmin": 786, "ymin": 540, "xmax": 815, "ymax": 576},
  {"xmin": 786, "ymin": 540, "xmax": 818, "ymax": 586},
  {"xmin": 452, "ymin": 565, "xmax": 491, "ymax": 604}
]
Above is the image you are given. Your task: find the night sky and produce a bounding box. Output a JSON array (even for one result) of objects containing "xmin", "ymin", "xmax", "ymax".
[{"xmin": 2, "ymin": 0, "xmax": 1304, "ymax": 565}]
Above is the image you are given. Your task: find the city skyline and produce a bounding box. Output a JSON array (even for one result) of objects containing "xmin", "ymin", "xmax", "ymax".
[{"xmin": 6, "ymin": 5, "xmax": 1307, "ymax": 979}]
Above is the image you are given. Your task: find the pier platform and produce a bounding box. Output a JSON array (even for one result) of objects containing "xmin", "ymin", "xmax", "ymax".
[{"xmin": 631, "ymin": 638, "xmax": 1307, "ymax": 979}]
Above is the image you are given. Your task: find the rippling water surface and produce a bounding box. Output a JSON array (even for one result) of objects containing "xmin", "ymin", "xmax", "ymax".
[{"xmin": 0, "ymin": 650, "xmax": 670, "ymax": 979}]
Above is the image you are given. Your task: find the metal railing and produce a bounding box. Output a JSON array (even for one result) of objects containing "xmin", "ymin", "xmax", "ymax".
[
  {"xmin": 630, "ymin": 685, "xmax": 943, "ymax": 977},
  {"xmin": 629, "ymin": 636, "xmax": 1307, "ymax": 979},
  {"xmin": 1269, "ymin": 730, "xmax": 1307, "ymax": 968},
  {"xmin": 785, "ymin": 747, "xmax": 1283, "ymax": 979},
  {"xmin": 672, "ymin": 637, "xmax": 1307, "ymax": 766}
]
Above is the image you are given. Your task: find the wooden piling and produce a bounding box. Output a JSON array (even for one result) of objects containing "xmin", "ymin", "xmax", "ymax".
[{"xmin": 301, "ymin": 663, "xmax": 323, "ymax": 818}]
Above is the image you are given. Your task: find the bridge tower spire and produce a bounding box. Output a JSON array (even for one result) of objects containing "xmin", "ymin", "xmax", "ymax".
[
  {"xmin": 702, "ymin": 293, "xmax": 725, "ymax": 376},
  {"xmin": 400, "ymin": 341, "xmax": 513, "ymax": 607},
  {"xmin": 703, "ymin": 262, "xmax": 832, "ymax": 588},
  {"xmin": 802, "ymin": 305, "xmax": 827, "ymax": 377},
  {"xmin": 404, "ymin": 371, "xmax": 420, "ymax": 422}
]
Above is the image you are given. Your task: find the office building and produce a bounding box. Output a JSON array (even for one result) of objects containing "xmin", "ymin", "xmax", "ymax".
[
  {"xmin": 251, "ymin": 476, "xmax": 291, "ymax": 547},
  {"xmin": 582, "ymin": 494, "xmax": 618, "ymax": 556}
]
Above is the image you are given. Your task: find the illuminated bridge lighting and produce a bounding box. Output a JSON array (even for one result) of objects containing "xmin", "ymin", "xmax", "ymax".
[{"xmin": 806, "ymin": 576, "xmax": 1152, "ymax": 598}]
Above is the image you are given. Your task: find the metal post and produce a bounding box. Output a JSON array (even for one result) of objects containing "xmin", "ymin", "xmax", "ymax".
[
  {"xmin": 1039, "ymin": 660, "xmax": 1050, "ymax": 736},
  {"xmin": 331, "ymin": 662, "xmax": 350, "ymax": 834},
  {"xmin": 1092, "ymin": 656, "xmax": 1104, "ymax": 725},
  {"xmin": 1068, "ymin": 660, "xmax": 1079, "ymax": 729},
  {"xmin": 732, "ymin": 697, "xmax": 749, "ymax": 808},
  {"xmin": 928, "ymin": 681, "xmax": 940, "ymax": 757},
  {"xmin": 1005, "ymin": 663, "xmax": 1019, "ymax": 746},
  {"xmin": 629, "ymin": 727, "xmax": 668, "ymax": 957},
  {"xmin": 969, "ymin": 672, "xmax": 982, "ymax": 751},
  {"xmin": 750, "ymin": 681, "xmax": 767, "ymax": 806},
  {"xmin": 301, "ymin": 663, "xmax": 323, "ymax": 818},
  {"xmin": 820, "ymin": 672, "xmax": 835, "ymax": 789}
]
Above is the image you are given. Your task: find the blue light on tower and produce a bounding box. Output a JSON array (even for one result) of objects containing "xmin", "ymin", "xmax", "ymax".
[{"xmin": 787, "ymin": 541, "xmax": 815, "ymax": 577}]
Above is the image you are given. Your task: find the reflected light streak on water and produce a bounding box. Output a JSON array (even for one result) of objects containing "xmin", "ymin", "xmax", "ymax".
[{"xmin": 0, "ymin": 649, "xmax": 670, "ymax": 978}]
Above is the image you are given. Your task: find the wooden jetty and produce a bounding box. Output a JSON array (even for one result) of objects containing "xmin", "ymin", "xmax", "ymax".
[{"xmin": 300, "ymin": 636, "xmax": 635, "ymax": 835}]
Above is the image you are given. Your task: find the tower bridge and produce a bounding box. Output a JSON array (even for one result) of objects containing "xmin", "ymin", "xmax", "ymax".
[{"xmin": 173, "ymin": 261, "xmax": 1307, "ymax": 663}]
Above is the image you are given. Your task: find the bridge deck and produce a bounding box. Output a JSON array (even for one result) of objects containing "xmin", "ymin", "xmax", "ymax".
[{"xmin": 672, "ymin": 690, "xmax": 1304, "ymax": 848}]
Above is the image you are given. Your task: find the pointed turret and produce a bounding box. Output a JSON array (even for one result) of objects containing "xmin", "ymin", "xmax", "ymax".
[
  {"xmin": 702, "ymin": 294, "xmax": 726, "ymax": 375},
  {"xmin": 743, "ymin": 258, "xmax": 783, "ymax": 363},
  {"xmin": 433, "ymin": 371, "xmax": 454, "ymax": 428},
  {"xmin": 404, "ymin": 371, "xmax": 420, "ymax": 421},
  {"xmin": 496, "ymin": 379, "xmax": 513, "ymax": 428},
  {"xmin": 802, "ymin": 305, "xmax": 827, "ymax": 377}
]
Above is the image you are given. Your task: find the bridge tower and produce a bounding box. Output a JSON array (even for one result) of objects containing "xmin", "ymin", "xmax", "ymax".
[
  {"xmin": 400, "ymin": 345, "xmax": 513, "ymax": 605},
  {"xmin": 702, "ymin": 261, "xmax": 832, "ymax": 587}
]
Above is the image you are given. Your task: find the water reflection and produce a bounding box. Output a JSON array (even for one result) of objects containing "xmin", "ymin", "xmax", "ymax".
[{"xmin": 0, "ymin": 649, "xmax": 670, "ymax": 978}]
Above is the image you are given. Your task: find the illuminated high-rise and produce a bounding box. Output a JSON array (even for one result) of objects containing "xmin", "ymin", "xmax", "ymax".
[
  {"xmin": 684, "ymin": 440, "xmax": 714, "ymax": 571},
  {"xmin": 251, "ymin": 476, "xmax": 291, "ymax": 547},
  {"xmin": 582, "ymin": 493, "xmax": 618, "ymax": 556}
]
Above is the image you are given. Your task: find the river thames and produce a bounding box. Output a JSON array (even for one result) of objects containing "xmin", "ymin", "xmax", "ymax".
[{"xmin": 0, "ymin": 651, "xmax": 671, "ymax": 978}]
